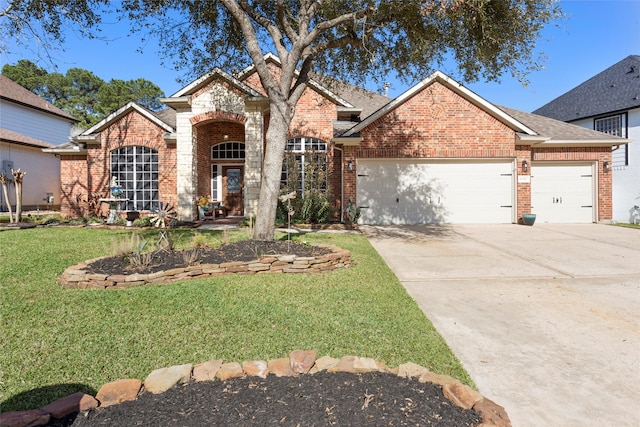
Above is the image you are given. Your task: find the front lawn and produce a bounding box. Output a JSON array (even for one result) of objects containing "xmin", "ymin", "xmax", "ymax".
[{"xmin": 0, "ymin": 227, "xmax": 472, "ymax": 412}]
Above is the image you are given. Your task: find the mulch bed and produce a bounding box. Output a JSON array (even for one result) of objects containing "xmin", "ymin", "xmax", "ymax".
[
  {"xmin": 48, "ymin": 372, "xmax": 482, "ymax": 426},
  {"xmin": 87, "ymin": 240, "xmax": 332, "ymax": 275}
]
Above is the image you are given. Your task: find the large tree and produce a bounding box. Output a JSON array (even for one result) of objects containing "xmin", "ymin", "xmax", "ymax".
[{"xmin": 1, "ymin": 0, "xmax": 561, "ymax": 240}]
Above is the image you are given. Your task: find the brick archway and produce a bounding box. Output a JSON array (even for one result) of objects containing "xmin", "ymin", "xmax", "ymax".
[{"xmin": 190, "ymin": 111, "xmax": 247, "ymax": 126}]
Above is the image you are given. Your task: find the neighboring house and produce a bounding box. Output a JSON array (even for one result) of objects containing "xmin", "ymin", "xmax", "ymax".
[
  {"xmin": 50, "ymin": 54, "xmax": 625, "ymax": 225},
  {"xmin": 0, "ymin": 75, "xmax": 77, "ymax": 211},
  {"xmin": 534, "ymin": 55, "xmax": 640, "ymax": 223}
]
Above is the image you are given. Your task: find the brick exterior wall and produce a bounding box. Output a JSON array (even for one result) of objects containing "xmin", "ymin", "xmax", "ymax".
[
  {"xmin": 515, "ymin": 145, "xmax": 532, "ymax": 218},
  {"xmin": 62, "ymin": 109, "xmax": 177, "ymax": 218},
  {"xmin": 60, "ymin": 155, "xmax": 89, "ymax": 218}
]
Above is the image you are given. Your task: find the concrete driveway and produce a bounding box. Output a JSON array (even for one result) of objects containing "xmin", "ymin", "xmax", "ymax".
[{"xmin": 362, "ymin": 224, "xmax": 640, "ymax": 427}]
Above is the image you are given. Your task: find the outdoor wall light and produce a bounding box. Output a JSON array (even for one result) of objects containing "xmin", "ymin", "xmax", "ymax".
[
  {"xmin": 348, "ymin": 160, "xmax": 353, "ymax": 171},
  {"xmin": 522, "ymin": 160, "xmax": 529, "ymax": 173},
  {"xmin": 604, "ymin": 161, "xmax": 610, "ymax": 172}
]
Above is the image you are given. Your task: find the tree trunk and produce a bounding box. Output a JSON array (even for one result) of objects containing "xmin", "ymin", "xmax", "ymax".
[
  {"xmin": 0, "ymin": 174, "xmax": 14, "ymax": 223},
  {"xmin": 252, "ymin": 104, "xmax": 291, "ymax": 241},
  {"xmin": 12, "ymin": 169, "xmax": 25, "ymax": 223}
]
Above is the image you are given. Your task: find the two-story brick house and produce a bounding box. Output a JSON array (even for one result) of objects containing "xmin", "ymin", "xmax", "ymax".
[{"xmin": 52, "ymin": 55, "xmax": 625, "ymax": 225}]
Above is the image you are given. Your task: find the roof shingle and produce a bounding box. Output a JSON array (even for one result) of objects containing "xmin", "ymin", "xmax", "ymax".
[
  {"xmin": 0, "ymin": 75, "xmax": 77, "ymax": 122},
  {"xmin": 533, "ymin": 55, "xmax": 640, "ymax": 122}
]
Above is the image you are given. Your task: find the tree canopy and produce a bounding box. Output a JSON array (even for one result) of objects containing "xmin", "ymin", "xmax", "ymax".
[
  {"xmin": 2, "ymin": 60, "xmax": 165, "ymax": 128},
  {"xmin": 1, "ymin": 1, "xmax": 562, "ymax": 239}
]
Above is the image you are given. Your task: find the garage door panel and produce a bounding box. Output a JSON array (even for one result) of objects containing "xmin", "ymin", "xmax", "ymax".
[
  {"xmin": 357, "ymin": 160, "xmax": 513, "ymax": 225},
  {"xmin": 531, "ymin": 164, "xmax": 594, "ymax": 223}
]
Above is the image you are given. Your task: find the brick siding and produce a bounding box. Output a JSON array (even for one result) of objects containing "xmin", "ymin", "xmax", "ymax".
[{"xmin": 61, "ymin": 109, "xmax": 177, "ymax": 218}]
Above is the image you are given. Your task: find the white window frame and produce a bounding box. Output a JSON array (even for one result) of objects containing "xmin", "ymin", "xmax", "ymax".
[
  {"xmin": 595, "ymin": 114, "xmax": 628, "ymax": 167},
  {"xmin": 110, "ymin": 146, "xmax": 159, "ymax": 211},
  {"xmin": 282, "ymin": 137, "xmax": 328, "ymax": 194},
  {"xmin": 211, "ymin": 164, "xmax": 222, "ymax": 202}
]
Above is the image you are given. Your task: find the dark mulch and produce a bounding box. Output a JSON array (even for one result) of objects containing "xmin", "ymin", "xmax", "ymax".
[
  {"xmin": 48, "ymin": 372, "xmax": 482, "ymax": 426},
  {"xmin": 87, "ymin": 240, "xmax": 332, "ymax": 275}
]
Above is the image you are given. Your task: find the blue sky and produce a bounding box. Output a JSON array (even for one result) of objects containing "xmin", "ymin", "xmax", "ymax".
[{"xmin": 1, "ymin": 0, "xmax": 638, "ymax": 112}]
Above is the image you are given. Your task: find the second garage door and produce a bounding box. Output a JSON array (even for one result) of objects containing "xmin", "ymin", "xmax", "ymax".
[
  {"xmin": 531, "ymin": 163, "xmax": 595, "ymax": 223},
  {"xmin": 357, "ymin": 159, "xmax": 514, "ymax": 225}
]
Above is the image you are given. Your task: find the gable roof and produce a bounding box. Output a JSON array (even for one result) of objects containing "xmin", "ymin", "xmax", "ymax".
[
  {"xmin": 236, "ymin": 52, "xmax": 356, "ymax": 109},
  {"xmin": 533, "ymin": 55, "xmax": 640, "ymax": 122},
  {"xmin": 336, "ymin": 71, "xmax": 626, "ymax": 147},
  {"xmin": 342, "ymin": 71, "xmax": 537, "ymax": 138},
  {"xmin": 0, "ymin": 75, "xmax": 77, "ymax": 122},
  {"xmin": 312, "ymin": 76, "xmax": 391, "ymax": 120},
  {"xmin": 77, "ymin": 102, "xmax": 175, "ymax": 141},
  {"xmin": 170, "ymin": 68, "xmax": 264, "ymax": 99}
]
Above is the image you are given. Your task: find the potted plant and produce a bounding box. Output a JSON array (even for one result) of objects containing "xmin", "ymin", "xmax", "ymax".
[{"xmin": 521, "ymin": 213, "xmax": 536, "ymax": 226}]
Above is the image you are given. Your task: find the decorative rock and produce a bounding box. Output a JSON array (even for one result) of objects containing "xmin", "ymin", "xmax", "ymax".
[
  {"xmin": 144, "ymin": 364, "xmax": 192, "ymax": 394},
  {"xmin": 96, "ymin": 379, "xmax": 142, "ymax": 407},
  {"xmin": 473, "ymin": 398, "xmax": 512, "ymax": 427},
  {"xmin": 242, "ymin": 360, "xmax": 268, "ymax": 378},
  {"xmin": 290, "ymin": 350, "xmax": 317, "ymax": 374},
  {"xmin": 442, "ymin": 382, "xmax": 483, "ymax": 410},
  {"xmin": 327, "ymin": 356, "xmax": 381, "ymax": 373},
  {"xmin": 193, "ymin": 360, "xmax": 223, "ymax": 382},
  {"xmin": 0, "ymin": 409, "xmax": 50, "ymax": 427},
  {"xmin": 396, "ymin": 362, "xmax": 429, "ymax": 378},
  {"xmin": 7, "ymin": 352, "xmax": 511, "ymax": 427},
  {"xmin": 59, "ymin": 246, "xmax": 351, "ymax": 289},
  {"xmin": 418, "ymin": 371, "xmax": 460, "ymax": 387},
  {"xmin": 216, "ymin": 362, "xmax": 243, "ymax": 381},
  {"xmin": 353, "ymin": 357, "xmax": 381, "ymax": 372},
  {"xmin": 309, "ymin": 355, "xmax": 339, "ymax": 374},
  {"xmin": 268, "ymin": 357, "xmax": 295, "ymax": 377},
  {"xmin": 40, "ymin": 392, "xmax": 98, "ymax": 418}
]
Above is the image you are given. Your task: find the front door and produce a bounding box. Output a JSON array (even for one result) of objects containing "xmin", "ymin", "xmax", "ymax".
[{"xmin": 223, "ymin": 166, "xmax": 244, "ymax": 216}]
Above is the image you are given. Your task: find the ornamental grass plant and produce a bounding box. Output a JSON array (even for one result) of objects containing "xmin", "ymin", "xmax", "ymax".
[{"xmin": 0, "ymin": 227, "xmax": 472, "ymax": 412}]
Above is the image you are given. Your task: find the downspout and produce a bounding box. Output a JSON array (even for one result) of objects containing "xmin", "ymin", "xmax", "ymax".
[{"xmin": 334, "ymin": 145, "xmax": 344, "ymax": 223}]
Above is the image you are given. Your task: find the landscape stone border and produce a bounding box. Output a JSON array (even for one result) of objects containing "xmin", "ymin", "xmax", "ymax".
[
  {"xmin": 58, "ymin": 244, "xmax": 351, "ymax": 289},
  {"xmin": 0, "ymin": 350, "xmax": 511, "ymax": 427}
]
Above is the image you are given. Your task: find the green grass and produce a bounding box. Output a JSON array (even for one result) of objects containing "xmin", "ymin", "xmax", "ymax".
[
  {"xmin": 0, "ymin": 227, "xmax": 472, "ymax": 412},
  {"xmin": 611, "ymin": 222, "xmax": 640, "ymax": 229}
]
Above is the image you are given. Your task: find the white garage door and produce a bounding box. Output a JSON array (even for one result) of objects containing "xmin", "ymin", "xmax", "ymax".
[
  {"xmin": 531, "ymin": 163, "xmax": 595, "ymax": 223},
  {"xmin": 357, "ymin": 160, "xmax": 514, "ymax": 225}
]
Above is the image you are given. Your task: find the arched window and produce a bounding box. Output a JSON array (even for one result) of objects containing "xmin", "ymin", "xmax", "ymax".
[
  {"xmin": 110, "ymin": 146, "xmax": 158, "ymax": 211},
  {"xmin": 281, "ymin": 137, "xmax": 328, "ymax": 194},
  {"xmin": 211, "ymin": 142, "xmax": 245, "ymax": 160}
]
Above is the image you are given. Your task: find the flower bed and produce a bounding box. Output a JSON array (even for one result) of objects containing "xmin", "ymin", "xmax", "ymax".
[{"xmin": 58, "ymin": 244, "xmax": 351, "ymax": 289}]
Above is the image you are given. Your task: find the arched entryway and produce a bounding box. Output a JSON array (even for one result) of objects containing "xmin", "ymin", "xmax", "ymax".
[
  {"xmin": 194, "ymin": 119, "xmax": 246, "ymax": 217},
  {"xmin": 210, "ymin": 141, "xmax": 245, "ymax": 216}
]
